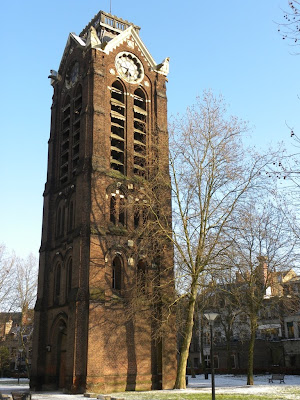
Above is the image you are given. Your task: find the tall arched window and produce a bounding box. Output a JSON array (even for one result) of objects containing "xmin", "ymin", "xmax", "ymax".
[
  {"xmin": 110, "ymin": 195, "xmax": 116, "ymax": 224},
  {"xmin": 133, "ymin": 88, "xmax": 147, "ymax": 176},
  {"xmin": 110, "ymin": 81, "xmax": 125, "ymax": 174},
  {"xmin": 112, "ymin": 256, "xmax": 122, "ymax": 291},
  {"xmin": 134, "ymin": 204, "xmax": 140, "ymax": 229},
  {"xmin": 68, "ymin": 196, "xmax": 75, "ymax": 232},
  {"xmin": 54, "ymin": 263, "xmax": 62, "ymax": 302},
  {"xmin": 60, "ymin": 96, "xmax": 71, "ymax": 184},
  {"xmin": 119, "ymin": 196, "xmax": 125, "ymax": 226},
  {"xmin": 66, "ymin": 258, "xmax": 72, "ymax": 296},
  {"xmin": 72, "ymin": 85, "xmax": 82, "ymax": 175},
  {"xmin": 109, "ymin": 188, "xmax": 126, "ymax": 227},
  {"xmin": 133, "ymin": 197, "xmax": 148, "ymax": 229},
  {"xmin": 56, "ymin": 207, "xmax": 62, "ymax": 237},
  {"xmin": 56, "ymin": 201, "xmax": 66, "ymax": 237}
]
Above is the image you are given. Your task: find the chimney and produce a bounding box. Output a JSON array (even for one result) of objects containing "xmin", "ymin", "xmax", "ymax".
[{"xmin": 257, "ymin": 255, "xmax": 268, "ymax": 285}]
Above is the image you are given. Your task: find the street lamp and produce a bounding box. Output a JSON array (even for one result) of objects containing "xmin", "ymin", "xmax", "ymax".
[{"xmin": 204, "ymin": 312, "xmax": 219, "ymax": 400}]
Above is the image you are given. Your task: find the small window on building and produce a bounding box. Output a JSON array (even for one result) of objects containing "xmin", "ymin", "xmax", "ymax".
[
  {"xmin": 204, "ymin": 355, "xmax": 210, "ymax": 368},
  {"xmin": 287, "ymin": 321, "xmax": 295, "ymax": 339}
]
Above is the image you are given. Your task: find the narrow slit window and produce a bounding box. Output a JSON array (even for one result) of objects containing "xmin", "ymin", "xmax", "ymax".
[
  {"xmin": 110, "ymin": 195, "xmax": 116, "ymax": 224},
  {"xmin": 67, "ymin": 258, "xmax": 73, "ymax": 295},
  {"xmin": 55, "ymin": 264, "xmax": 61, "ymax": 300},
  {"xmin": 112, "ymin": 256, "xmax": 122, "ymax": 290},
  {"xmin": 68, "ymin": 200, "xmax": 74, "ymax": 231},
  {"xmin": 109, "ymin": 190, "xmax": 126, "ymax": 228}
]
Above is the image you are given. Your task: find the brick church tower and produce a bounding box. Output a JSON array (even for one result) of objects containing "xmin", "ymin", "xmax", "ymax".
[{"xmin": 31, "ymin": 11, "xmax": 177, "ymax": 394}]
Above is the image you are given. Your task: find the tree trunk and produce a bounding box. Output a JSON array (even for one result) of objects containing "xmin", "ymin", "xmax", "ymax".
[
  {"xmin": 247, "ymin": 315, "xmax": 257, "ymax": 385},
  {"xmin": 174, "ymin": 281, "xmax": 197, "ymax": 388}
]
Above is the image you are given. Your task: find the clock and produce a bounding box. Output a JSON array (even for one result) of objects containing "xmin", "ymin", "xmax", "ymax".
[
  {"xmin": 115, "ymin": 52, "xmax": 144, "ymax": 83},
  {"xmin": 65, "ymin": 62, "xmax": 79, "ymax": 88}
]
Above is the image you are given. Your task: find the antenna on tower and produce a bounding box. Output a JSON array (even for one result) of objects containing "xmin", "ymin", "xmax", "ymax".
[{"xmin": 110, "ymin": 0, "xmax": 112, "ymax": 14}]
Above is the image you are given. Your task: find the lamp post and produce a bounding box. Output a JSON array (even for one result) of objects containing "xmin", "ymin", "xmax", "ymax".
[{"xmin": 204, "ymin": 312, "xmax": 219, "ymax": 400}]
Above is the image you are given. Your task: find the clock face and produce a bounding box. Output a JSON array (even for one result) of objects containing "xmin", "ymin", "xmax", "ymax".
[{"xmin": 115, "ymin": 52, "xmax": 144, "ymax": 83}]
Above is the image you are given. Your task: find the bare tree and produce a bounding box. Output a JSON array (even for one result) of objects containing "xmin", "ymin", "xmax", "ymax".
[
  {"xmin": 141, "ymin": 90, "xmax": 275, "ymax": 388},
  {"xmin": 14, "ymin": 254, "xmax": 37, "ymax": 378},
  {"xmin": 0, "ymin": 244, "xmax": 18, "ymax": 312},
  {"xmin": 219, "ymin": 201, "xmax": 299, "ymax": 385},
  {"xmin": 278, "ymin": 1, "xmax": 300, "ymax": 46},
  {"xmin": 14, "ymin": 253, "xmax": 38, "ymax": 314},
  {"xmin": 0, "ymin": 247, "xmax": 37, "ymax": 378},
  {"xmin": 0, "ymin": 246, "xmax": 37, "ymax": 314}
]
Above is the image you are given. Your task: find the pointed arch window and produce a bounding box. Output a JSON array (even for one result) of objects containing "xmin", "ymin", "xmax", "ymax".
[
  {"xmin": 72, "ymin": 85, "xmax": 82, "ymax": 175},
  {"xmin": 60, "ymin": 96, "xmax": 71, "ymax": 184},
  {"xmin": 133, "ymin": 197, "xmax": 148, "ymax": 228},
  {"xmin": 112, "ymin": 256, "xmax": 122, "ymax": 291},
  {"xmin": 66, "ymin": 258, "xmax": 73, "ymax": 296},
  {"xmin": 67, "ymin": 193, "xmax": 76, "ymax": 232},
  {"xmin": 54, "ymin": 263, "xmax": 62, "ymax": 303},
  {"xmin": 110, "ymin": 81, "xmax": 125, "ymax": 174},
  {"xmin": 68, "ymin": 199, "xmax": 74, "ymax": 232},
  {"xmin": 133, "ymin": 88, "xmax": 147, "ymax": 176},
  {"xmin": 56, "ymin": 201, "xmax": 66, "ymax": 237},
  {"xmin": 134, "ymin": 205, "xmax": 140, "ymax": 229},
  {"xmin": 110, "ymin": 195, "xmax": 116, "ymax": 224},
  {"xmin": 56, "ymin": 207, "xmax": 62, "ymax": 237},
  {"xmin": 109, "ymin": 189, "xmax": 126, "ymax": 227}
]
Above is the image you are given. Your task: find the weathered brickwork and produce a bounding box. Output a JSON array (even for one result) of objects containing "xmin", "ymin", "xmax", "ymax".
[{"xmin": 31, "ymin": 11, "xmax": 177, "ymax": 394}]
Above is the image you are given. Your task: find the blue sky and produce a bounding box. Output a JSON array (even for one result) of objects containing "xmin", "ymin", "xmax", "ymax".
[{"xmin": 0, "ymin": 0, "xmax": 299, "ymax": 258}]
